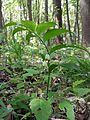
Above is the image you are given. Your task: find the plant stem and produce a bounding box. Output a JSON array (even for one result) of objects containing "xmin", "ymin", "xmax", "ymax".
[
  {"xmin": 34, "ymin": 32, "xmax": 51, "ymax": 98},
  {"xmin": 46, "ymin": 60, "xmax": 50, "ymax": 98},
  {"xmin": 34, "ymin": 32, "xmax": 49, "ymax": 53}
]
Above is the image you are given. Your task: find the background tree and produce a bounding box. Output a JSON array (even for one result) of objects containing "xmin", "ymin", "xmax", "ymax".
[
  {"xmin": 1, "ymin": 0, "xmax": 87, "ymax": 46},
  {"xmin": 27, "ymin": 0, "xmax": 32, "ymax": 20},
  {"xmin": 80, "ymin": 0, "xmax": 90, "ymax": 46},
  {"xmin": 45, "ymin": 0, "xmax": 48, "ymax": 22},
  {"xmin": 0, "ymin": 0, "xmax": 3, "ymax": 29},
  {"xmin": 66, "ymin": 0, "xmax": 73, "ymax": 43},
  {"xmin": 53, "ymin": 0, "xmax": 63, "ymax": 43}
]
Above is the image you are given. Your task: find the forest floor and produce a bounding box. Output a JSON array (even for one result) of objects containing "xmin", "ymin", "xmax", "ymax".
[{"xmin": 0, "ymin": 68, "xmax": 90, "ymax": 120}]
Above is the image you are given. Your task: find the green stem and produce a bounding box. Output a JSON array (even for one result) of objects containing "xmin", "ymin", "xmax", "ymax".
[
  {"xmin": 33, "ymin": 32, "xmax": 51, "ymax": 98},
  {"xmin": 46, "ymin": 60, "xmax": 50, "ymax": 98},
  {"xmin": 34, "ymin": 32, "xmax": 49, "ymax": 54}
]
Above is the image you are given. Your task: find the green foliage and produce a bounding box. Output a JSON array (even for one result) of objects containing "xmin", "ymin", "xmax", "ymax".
[
  {"xmin": 73, "ymin": 88, "xmax": 90, "ymax": 97},
  {"xmin": 4, "ymin": 21, "xmax": 17, "ymax": 28},
  {"xmin": 49, "ymin": 63, "xmax": 58, "ymax": 73},
  {"xmin": 73, "ymin": 80, "xmax": 85, "ymax": 88},
  {"xmin": 0, "ymin": 100, "xmax": 13, "ymax": 119},
  {"xmin": 59, "ymin": 100, "xmax": 75, "ymax": 120},
  {"xmin": 1, "ymin": 20, "xmax": 90, "ymax": 120},
  {"xmin": 50, "ymin": 44, "xmax": 90, "ymax": 55},
  {"xmin": 0, "ymin": 33, "xmax": 5, "ymax": 42},
  {"xmin": 30, "ymin": 98, "xmax": 52, "ymax": 120},
  {"xmin": 12, "ymin": 27, "xmax": 26, "ymax": 35},
  {"xmin": 23, "ymin": 68, "xmax": 40, "ymax": 79},
  {"xmin": 36, "ymin": 22, "xmax": 56, "ymax": 34},
  {"xmin": 43, "ymin": 29, "xmax": 68, "ymax": 41},
  {"xmin": 72, "ymin": 79, "xmax": 90, "ymax": 97},
  {"xmin": 10, "ymin": 94, "xmax": 30, "ymax": 111},
  {"xmin": 20, "ymin": 20, "xmax": 36, "ymax": 31}
]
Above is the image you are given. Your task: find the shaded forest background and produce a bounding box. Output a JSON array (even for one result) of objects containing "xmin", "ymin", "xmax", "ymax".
[{"xmin": 0, "ymin": 0, "xmax": 81, "ymax": 44}]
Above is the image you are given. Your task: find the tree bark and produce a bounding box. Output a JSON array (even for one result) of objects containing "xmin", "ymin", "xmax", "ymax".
[
  {"xmin": 0, "ymin": 0, "xmax": 3, "ymax": 29},
  {"xmin": 76, "ymin": 0, "xmax": 80, "ymax": 43},
  {"xmin": 27, "ymin": 0, "xmax": 32, "ymax": 20},
  {"xmin": 45, "ymin": 0, "xmax": 48, "ymax": 22},
  {"xmin": 80, "ymin": 0, "xmax": 90, "ymax": 46},
  {"xmin": 53, "ymin": 0, "xmax": 63, "ymax": 43},
  {"xmin": 53, "ymin": 0, "xmax": 62, "ymax": 28},
  {"xmin": 66, "ymin": 0, "xmax": 73, "ymax": 43}
]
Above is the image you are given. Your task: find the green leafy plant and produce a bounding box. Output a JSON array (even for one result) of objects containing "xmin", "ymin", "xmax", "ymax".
[
  {"xmin": 5, "ymin": 20, "xmax": 90, "ymax": 96},
  {"xmin": 29, "ymin": 98, "xmax": 52, "ymax": 120},
  {"xmin": 72, "ymin": 80, "xmax": 90, "ymax": 97},
  {"xmin": 3, "ymin": 20, "xmax": 90, "ymax": 120},
  {"xmin": 5, "ymin": 20, "xmax": 68, "ymax": 98},
  {"xmin": 0, "ymin": 100, "xmax": 13, "ymax": 120},
  {"xmin": 59, "ymin": 100, "xmax": 75, "ymax": 120}
]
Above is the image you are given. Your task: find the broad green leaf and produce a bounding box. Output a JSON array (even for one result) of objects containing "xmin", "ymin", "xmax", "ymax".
[
  {"xmin": 73, "ymin": 80, "xmax": 85, "ymax": 88},
  {"xmin": 59, "ymin": 100, "xmax": 75, "ymax": 120},
  {"xmin": 50, "ymin": 44, "xmax": 67, "ymax": 54},
  {"xmin": 12, "ymin": 27, "xmax": 26, "ymax": 35},
  {"xmin": 73, "ymin": 88, "xmax": 90, "ymax": 97},
  {"xmin": 4, "ymin": 21, "xmax": 17, "ymax": 28},
  {"xmin": 50, "ymin": 44, "xmax": 90, "ymax": 55},
  {"xmin": 49, "ymin": 64, "xmax": 58, "ymax": 73},
  {"xmin": 36, "ymin": 22, "xmax": 56, "ymax": 34},
  {"xmin": 43, "ymin": 29, "xmax": 68, "ymax": 41},
  {"xmin": 21, "ymin": 20, "xmax": 36, "ymax": 31},
  {"xmin": 29, "ymin": 98, "xmax": 52, "ymax": 120},
  {"xmin": 26, "ymin": 32, "xmax": 35, "ymax": 41},
  {"xmin": 17, "ymin": 82, "xmax": 24, "ymax": 89}
]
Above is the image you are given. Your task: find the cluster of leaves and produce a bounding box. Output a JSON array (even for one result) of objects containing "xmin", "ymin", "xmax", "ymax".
[{"xmin": 0, "ymin": 21, "xmax": 90, "ymax": 120}]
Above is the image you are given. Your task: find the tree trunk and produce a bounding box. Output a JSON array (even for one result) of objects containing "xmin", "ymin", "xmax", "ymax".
[
  {"xmin": 53, "ymin": 0, "xmax": 63, "ymax": 43},
  {"xmin": 0, "ymin": 0, "xmax": 3, "ymax": 29},
  {"xmin": 45, "ymin": 0, "xmax": 48, "ymax": 22},
  {"xmin": 36, "ymin": 0, "xmax": 40, "ymax": 24},
  {"xmin": 76, "ymin": 0, "xmax": 80, "ymax": 44},
  {"xmin": 66, "ymin": 0, "xmax": 73, "ymax": 43},
  {"xmin": 27, "ymin": 0, "xmax": 32, "ymax": 20},
  {"xmin": 80, "ymin": 0, "xmax": 90, "ymax": 46},
  {"xmin": 22, "ymin": 1, "xmax": 27, "ymax": 20},
  {"xmin": 53, "ymin": 0, "xmax": 62, "ymax": 28}
]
